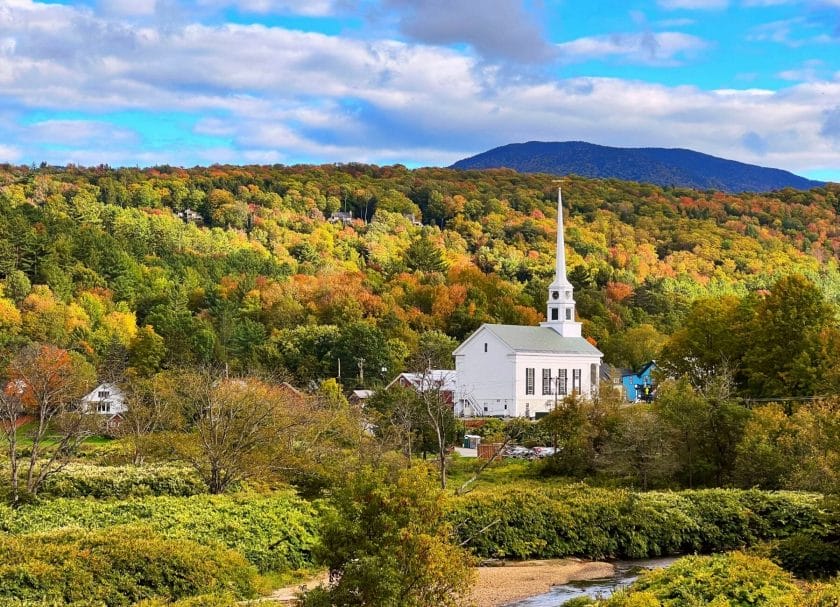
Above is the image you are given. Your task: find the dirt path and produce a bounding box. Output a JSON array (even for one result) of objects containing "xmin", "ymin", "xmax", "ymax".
[
  {"xmin": 267, "ymin": 572, "xmax": 329, "ymax": 603},
  {"xmin": 267, "ymin": 559, "xmax": 613, "ymax": 606},
  {"xmin": 471, "ymin": 559, "xmax": 615, "ymax": 607}
]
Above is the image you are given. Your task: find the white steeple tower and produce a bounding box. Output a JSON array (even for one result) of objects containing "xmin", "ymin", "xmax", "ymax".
[{"xmin": 540, "ymin": 185, "xmax": 582, "ymax": 337}]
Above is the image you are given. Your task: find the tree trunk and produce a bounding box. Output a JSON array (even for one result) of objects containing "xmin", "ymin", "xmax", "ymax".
[
  {"xmin": 26, "ymin": 410, "xmax": 48, "ymax": 494},
  {"xmin": 7, "ymin": 429, "xmax": 19, "ymax": 506}
]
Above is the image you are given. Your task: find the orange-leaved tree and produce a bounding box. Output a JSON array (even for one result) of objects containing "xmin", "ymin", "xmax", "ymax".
[{"xmin": 0, "ymin": 344, "xmax": 96, "ymax": 505}]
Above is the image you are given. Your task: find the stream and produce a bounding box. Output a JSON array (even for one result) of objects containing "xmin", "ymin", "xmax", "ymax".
[{"xmin": 504, "ymin": 556, "xmax": 679, "ymax": 607}]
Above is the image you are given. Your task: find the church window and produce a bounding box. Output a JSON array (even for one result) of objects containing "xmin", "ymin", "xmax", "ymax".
[
  {"xmin": 558, "ymin": 369, "xmax": 567, "ymax": 395},
  {"xmin": 525, "ymin": 368, "xmax": 535, "ymax": 395},
  {"xmin": 484, "ymin": 342, "xmax": 488, "ymax": 352},
  {"xmin": 565, "ymin": 308, "xmax": 572, "ymax": 320},
  {"xmin": 591, "ymin": 364, "xmax": 598, "ymax": 388},
  {"xmin": 573, "ymin": 369, "xmax": 582, "ymax": 393},
  {"xmin": 551, "ymin": 308, "xmax": 558, "ymax": 320},
  {"xmin": 542, "ymin": 369, "xmax": 552, "ymax": 395}
]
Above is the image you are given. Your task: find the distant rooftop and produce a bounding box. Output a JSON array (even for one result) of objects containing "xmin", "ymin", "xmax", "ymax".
[{"xmin": 388, "ymin": 370, "xmax": 457, "ymax": 392}]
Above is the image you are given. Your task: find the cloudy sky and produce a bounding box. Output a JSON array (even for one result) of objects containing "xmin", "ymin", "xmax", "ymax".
[{"xmin": 0, "ymin": 0, "xmax": 839, "ymax": 179}]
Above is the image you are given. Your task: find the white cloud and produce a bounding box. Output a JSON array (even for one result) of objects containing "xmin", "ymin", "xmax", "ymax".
[
  {"xmin": 0, "ymin": 144, "xmax": 21, "ymax": 162},
  {"xmin": 557, "ymin": 32, "xmax": 709, "ymax": 66},
  {"xmin": 98, "ymin": 0, "xmax": 157, "ymax": 17},
  {"xmin": 658, "ymin": 0, "xmax": 729, "ymax": 9},
  {"xmin": 195, "ymin": 0, "xmax": 340, "ymax": 16},
  {"xmin": 748, "ymin": 16, "xmax": 834, "ymax": 46},
  {"xmin": 742, "ymin": 0, "xmax": 791, "ymax": 6},
  {"xmin": 777, "ymin": 59, "xmax": 826, "ymax": 82},
  {"xmin": 25, "ymin": 119, "xmax": 139, "ymax": 145}
]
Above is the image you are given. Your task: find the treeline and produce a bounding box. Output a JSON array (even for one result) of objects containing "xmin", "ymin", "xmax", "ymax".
[
  {"xmin": 473, "ymin": 388, "xmax": 840, "ymax": 493},
  {"xmin": 0, "ymin": 163, "xmax": 838, "ymax": 386}
]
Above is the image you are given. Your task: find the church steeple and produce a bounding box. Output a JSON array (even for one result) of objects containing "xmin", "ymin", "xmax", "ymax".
[{"xmin": 541, "ymin": 185, "xmax": 582, "ymax": 337}]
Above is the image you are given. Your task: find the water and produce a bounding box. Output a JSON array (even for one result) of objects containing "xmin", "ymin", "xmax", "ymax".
[{"xmin": 504, "ymin": 557, "xmax": 679, "ymax": 607}]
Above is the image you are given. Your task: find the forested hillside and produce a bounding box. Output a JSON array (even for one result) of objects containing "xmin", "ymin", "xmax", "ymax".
[
  {"xmin": 0, "ymin": 163, "xmax": 838, "ymax": 388},
  {"xmin": 451, "ymin": 141, "xmax": 825, "ymax": 193}
]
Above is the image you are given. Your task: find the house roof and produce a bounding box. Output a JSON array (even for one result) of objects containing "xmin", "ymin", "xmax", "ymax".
[
  {"xmin": 386, "ymin": 370, "xmax": 457, "ymax": 392},
  {"xmin": 600, "ymin": 365, "xmax": 631, "ymax": 381},
  {"xmin": 621, "ymin": 361, "xmax": 657, "ymax": 380},
  {"xmin": 481, "ymin": 324, "xmax": 603, "ymax": 356},
  {"xmin": 81, "ymin": 382, "xmax": 124, "ymax": 402},
  {"xmin": 351, "ymin": 389, "xmax": 375, "ymax": 400}
]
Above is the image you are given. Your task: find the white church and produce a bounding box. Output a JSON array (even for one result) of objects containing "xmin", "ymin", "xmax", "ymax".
[{"xmin": 453, "ymin": 188, "xmax": 603, "ymax": 419}]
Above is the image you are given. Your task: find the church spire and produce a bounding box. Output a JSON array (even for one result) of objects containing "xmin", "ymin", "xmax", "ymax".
[
  {"xmin": 541, "ymin": 183, "xmax": 581, "ymax": 337},
  {"xmin": 554, "ymin": 186, "xmax": 570, "ymax": 288}
]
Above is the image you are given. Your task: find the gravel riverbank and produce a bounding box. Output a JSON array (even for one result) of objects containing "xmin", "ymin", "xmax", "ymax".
[
  {"xmin": 268, "ymin": 559, "xmax": 614, "ymax": 605},
  {"xmin": 471, "ymin": 559, "xmax": 615, "ymax": 607}
]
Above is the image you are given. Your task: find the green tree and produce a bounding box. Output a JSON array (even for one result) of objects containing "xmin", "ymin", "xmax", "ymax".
[
  {"xmin": 405, "ymin": 236, "xmax": 447, "ymax": 273},
  {"xmin": 408, "ymin": 330, "xmax": 458, "ymax": 370},
  {"xmin": 658, "ymin": 295, "xmax": 748, "ymax": 391},
  {"xmin": 655, "ymin": 376, "xmax": 749, "ymax": 487},
  {"xmin": 303, "ymin": 463, "xmax": 475, "ymax": 607},
  {"xmin": 333, "ymin": 321, "xmax": 394, "ymax": 386},
  {"xmin": 366, "ymin": 385, "xmax": 424, "ymax": 461},
  {"xmin": 540, "ymin": 394, "xmax": 598, "ymax": 477},
  {"xmin": 129, "ymin": 325, "xmax": 166, "ymax": 377},
  {"xmin": 732, "ymin": 404, "xmax": 797, "ymax": 490},
  {"xmin": 601, "ymin": 324, "xmax": 666, "ymax": 371},
  {"xmin": 171, "ymin": 374, "xmax": 310, "ymax": 494},
  {"xmin": 116, "ymin": 372, "xmax": 185, "ymax": 464},
  {"xmin": 598, "ymin": 404, "xmax": 676, "ymax": 490},
  {"xmin": 744, "ymin": 275, "xmax": 836, "ymax": 398},
  {"xmin": 2, "ymin": 270, "xmax": 31, "ymax": 303}
]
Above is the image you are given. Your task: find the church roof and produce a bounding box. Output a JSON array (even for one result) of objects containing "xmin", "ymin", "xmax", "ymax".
[{"xmin": 484, "ymin": 324, "xmax": 603, "ymax": 356}]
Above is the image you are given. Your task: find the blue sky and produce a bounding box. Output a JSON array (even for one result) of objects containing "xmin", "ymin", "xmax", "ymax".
[{"xmin": 0, "ymin": 0, "xmax": 838, "ymax": 179}]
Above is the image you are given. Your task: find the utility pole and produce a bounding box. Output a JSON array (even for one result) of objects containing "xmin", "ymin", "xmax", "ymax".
[{"xmin": 357, "ymin": 358, "xmax": 365, "ymax": 385}]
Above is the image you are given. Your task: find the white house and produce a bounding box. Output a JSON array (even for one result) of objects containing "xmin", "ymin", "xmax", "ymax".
[
  {"xmin": 80, "ymin": 382, "xmax": 127, "ymax": 416},
  {"xmin": 454, "ymin": 188, "xmax": 603, "ymax": 419}
]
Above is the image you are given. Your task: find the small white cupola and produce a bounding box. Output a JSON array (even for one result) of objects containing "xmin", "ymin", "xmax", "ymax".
[{"xmin": 540, "ymin": 185, "xmax": 582, "ymax": 338}]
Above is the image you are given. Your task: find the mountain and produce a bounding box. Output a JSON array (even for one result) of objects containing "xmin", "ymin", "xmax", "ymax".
[{"xmin": 450, "ymin": 141, "xmax": 824, "ymax": 193}]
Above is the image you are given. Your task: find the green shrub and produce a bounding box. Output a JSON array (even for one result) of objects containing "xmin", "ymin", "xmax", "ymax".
[
  {"xmin": 40, "ymin": 464, "xmax": 206, "ymax": 499},
  {"xmin": 0, "ymin": 492, "xmax": 319, "ymax": 574},
  {"xmin": 0, "ymin": 526, "xmax": 256, "ymax": 605},
  {"xmin": 601, "ymin": 553, "xmax": 803, "ymax": 607},
  {"xmin": 774, "ymin": 533, "xmax": 840, "ymax": 579},
  {"xmin": 774, "ymin": 495, "xmax": 840, "ymax": 579},
  {"xmin": 449, "ymin": 485, "xmax": 821, "ymax": 560}
]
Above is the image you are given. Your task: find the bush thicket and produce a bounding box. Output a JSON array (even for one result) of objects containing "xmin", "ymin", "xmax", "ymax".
[
  {"xmin": 40, "ymin": 464, "xmax": 206, "ymax": 499},
  {"xmin": 577, "ymin": 552, "xmax": 840, "ymax": 607},
  {"xmin": 450, "ymin": 485, "xmax": 821, "ymax": 560},
  {"xmin": 0, "ymin": 492, "xmax": 319, "ymax": 573},
  {"xmin": 0, "ymin": 526, "xmax": 256, "ymax": 605}
]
